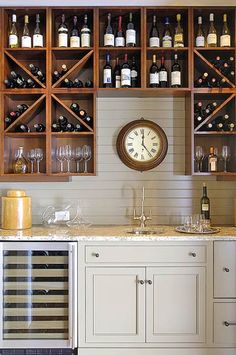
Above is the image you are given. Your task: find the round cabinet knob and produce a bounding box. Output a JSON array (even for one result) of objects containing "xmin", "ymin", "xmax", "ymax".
[
  {"xmin": 92, "ymin": 253, "xmax": 100, "ymax": 258},
  {"xmin": 224, "ymin": 321, "xmax": 230, "ymax": 327},
  {"xmin": 190, "ymin": 252, "xmax": 196, "ymax": 257},
  {"xmin": 138, "ymin": 280, "xmax": 144, "ymax": 285},
  {"xmin": 224, "ymin": 267, "xmax": 230, "ymax": 272},
  {"xmin": 147, "ymin": 280, "xmax": 152, "ymax": 285}
]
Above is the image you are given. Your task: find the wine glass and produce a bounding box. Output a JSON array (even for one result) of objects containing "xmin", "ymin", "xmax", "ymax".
[
  {"xmin": 64, "ymin": 145, "xmax": 73, "ymax": 173},
  {"xmin": 82, "ymin": 145, "xmax": 92, "ymax": 173},
  {"xmin": 34, "ymin": 148, "xmax": 43, "ymax": 174},
  {"xmin": 27, "ymin": 149, "xmax": 36, "ymax": 174},
  {"xmin": 74, "ymin": 146, "xmax": 83, "ymax": 173},
  {"xmin": 195, "ymin": 146, "xmax": 204, "ymax": 172},
  {"xmin": 56, "ymin": 146, "xmax": 66, "ymax": 173},
  {"xmin": 222, "ymin": 145, "xmax": 231, "ymax": 172}
]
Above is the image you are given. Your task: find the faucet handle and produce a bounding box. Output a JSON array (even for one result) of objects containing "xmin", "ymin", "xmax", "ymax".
[
  {"xmin": 146, "ymin": 209, "xmax": 152, "ymax": 221},
  {"xmin": 133, "ymin": 209, "xmax": 139, "ymax": 221}
]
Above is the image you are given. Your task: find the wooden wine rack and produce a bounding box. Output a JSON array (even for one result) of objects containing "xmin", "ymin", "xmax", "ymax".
[{"xmin": 0, "ymin": 6, "xmax": 236, "ymax": 181}]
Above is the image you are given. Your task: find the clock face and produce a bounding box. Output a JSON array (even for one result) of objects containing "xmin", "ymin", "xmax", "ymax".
[{"xmin": 116, "ymin": 119, "xmax": 168, "ymax": 171}]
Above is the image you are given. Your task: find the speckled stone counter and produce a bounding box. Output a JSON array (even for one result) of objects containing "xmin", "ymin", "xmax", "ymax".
[{"xmin": 0, "ymin": 225, "xmax": 236, "ymax": 241}]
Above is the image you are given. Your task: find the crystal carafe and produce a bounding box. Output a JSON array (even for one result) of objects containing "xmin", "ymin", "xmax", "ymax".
[{"xmin": 13, "ymin": 146, "xmax": 28, "ymax": 174}]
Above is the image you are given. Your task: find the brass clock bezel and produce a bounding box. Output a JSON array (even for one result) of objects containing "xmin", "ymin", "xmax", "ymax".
[{"xmin": 116, "ymin": 119, "xmax": 168, "ymax": 171}]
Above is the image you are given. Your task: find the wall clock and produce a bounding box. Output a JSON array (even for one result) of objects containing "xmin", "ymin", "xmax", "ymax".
[{"xmin": 116, "ymin": 117, "xmax": 168, "ymax": 171}]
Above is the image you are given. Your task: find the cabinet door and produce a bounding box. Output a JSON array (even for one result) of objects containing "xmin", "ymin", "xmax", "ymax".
[
  {"xmin": 0, "ymin": 241, "xmax": 77, "ymax": 349},
  {"xmin": 146, "ymin": 267, "xmax": 205, "ymax": 343},
  {"xmin": 86, "ymin": 267, "xmax": 145, "ymax": 343}
]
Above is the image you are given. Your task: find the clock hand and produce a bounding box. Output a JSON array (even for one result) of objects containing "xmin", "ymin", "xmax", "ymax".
[{"xmin": 142, "ymin": 144, "xmax": 152, "ymax": 158}]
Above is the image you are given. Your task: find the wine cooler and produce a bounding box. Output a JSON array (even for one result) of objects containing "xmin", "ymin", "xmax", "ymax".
[{"xmin": 0, "ymin": 242, "xmax": 77, "ymax": 348}]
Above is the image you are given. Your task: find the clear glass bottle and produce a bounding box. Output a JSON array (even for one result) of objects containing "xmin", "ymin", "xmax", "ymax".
[
  {"xmin": 70, "ymin": 15, "xmax": 80, "ymax": 48},
  {"xmin": 13, "ymin": 147, "xmax": 28, "ymax": 174},
  {"xmin": 162, "ymin": 17, "xmax": 172, "ymax": 48},
  {"xmin": 196, "ymin": 16, "xmax": 205, "ymax": 47},
  {"xmin": 207, "ymin": 13, "xmax": 217, "ymax": 47},
  {"xmin": 9, "ymin": 14, "xmax": 19, "ymax": 48},
  {"xmin": 58, "ymin": 14, "xmax": 68, "ymax": 47},
  {"xmin": 220, "ymin": 13, "xmax": 231, "ymax": 47},
  {"xmin": 126, "ymin": 13, "xmax": 136, "ymax": 47},
  {"xmin": 174, "ymin": 13, "xmax": 184, "ymax": 48},
  {"xmin": 21, "ymin": 15, "xmax": 32, "ymax": 48},
  {"xmin": 81, "ymin": 14, "xmax": 91, "ymax": 48},
  {"xmin": 33, "ymin": 14, "xmax": 43, "ymax": 48}
]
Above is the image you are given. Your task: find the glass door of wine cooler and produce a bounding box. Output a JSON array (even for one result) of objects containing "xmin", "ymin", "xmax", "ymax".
[{"xmin": 0, "ymin": 242, "xmax": 77, "ymax": 348}]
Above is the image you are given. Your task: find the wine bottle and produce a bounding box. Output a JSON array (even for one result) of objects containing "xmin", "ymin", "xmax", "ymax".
[
  {"xmin": 171, "ymin": 53, "xmax": 181, "ymax": 88},
  {"xmin": 209, "ymin": 77, "xmax": 218, "ymax": 88},
  {"xmin": 104, "ymin": 13, "xmax": 114, "ymax": 47},
  {"xmin": 26, "ymin": 78, "xmax": 36, "ymax": 88},
  {"xmin": 21, "ymin": 15, "xmax": 32, "ymax": 48},
  {"xmin": 78, "ymin": 109, "xmax": 87, "ymax": 119},
  {"xmin": 149, "ymin": 14, "xmax": 160, "ymax": 48},
  {"xmin": 73, "ymin": 78, "xmax": 84, "ymax": 88},
  {"xmin": 5, "ymin": 116, "xmax": 13, "ymax": 127},
  {"xmin": 159, "ymin": 54, "xmax": 168, "ymax": 88},
  {"xmin": 121, "ymin": 53, "xmax": 131, "ymax": 88},
  {"xmin": 13, "ymin": 146, "xmax": 28, "ymax": 174},
  {"xmin": 103, "ymin": 53, "xmax": 112, "ymax": 88},
  {"xmin": 16, "ymin": 104, "xmax": 29, "ymax": 114},
  {"xmin": 36, "ymin": 70, "xmax": 46, "ymax": 83},
  {"xmin": 29, "ymin": 64, "xmax": 40, "ymax": 75},
  {"xmin": 65, "ymin": 122, "xmax": 75, "ymax": 132},
  {"xmin": 33, "ymin": 14, "xmax": 43, "ymax": 48},
  {"xmin": 208, "ymin": 146, "xmax": 218, "ymax": 172},
  {"xmin": 113, "ymin": 57, "xmax": 121, "ymax": 88},
  {"xmin": 149, "ymin": 54, "xmax": 159, "ymax": 88},
  {"xmin": 15, "ymin": 124, "xmax": 30, "ymax": 132},
  {"xmin": 224, "ymin": 122, "xmax": 235, "ymax": 131},
  {"xmin": 51, "ymin": 122, "xmax": 61, "ymax": 132},
  {"xmin": 61, "ymin": 64, "xmax": 68, "ymax": 75},
  {"xmin": 4, "ymin": 79, "xmax": 15, "ymax": 88},
  {"xmin": 162, "ymin": 17, "xmax": 172, "ymax": 48},
  {"xmin": 74, "ymin": 123, "xmax": 84, "ymax": 132},
  {"xmin": 52, "ymin": 70, "xmax": 61, "ymax": 83},
  {"xmin": 58, "ymin": 115, "xmax": 68, "ymax": 128},
  {"xmin": 115, "ymin": 16, "xmax": 125, "ymax": 47},
  {"xmin": 131, "ymin": 56, "xmax": 138, "ymax": 88},
  {"xmin": 194, "ymin": 114, "xmax": 203, "ymax": 127},
  {"xmin": 126, "ymin": 13, "xmax": 136, "ymax": 47},
  {"xmin": 85, "ymin": 80, "xmax": 93, "ymax": 88},
  {"xmin": 70, "ymin": 102, "xmax": 80, "ymax": 113},
  {"xmin": 202, "ymin": 107, "xmax": 210, "ymax": 118},
  {"xmin": 174, "ymin": 13, "xmax": 184, "ymax": 48},
  {"xmin": 196, "ymin": 16, "xmax": 205, "ymax": 47},
  {"xmin": 204, "ymin": 122, "xmax": 215, "ymax": 131},
  {"xmin": 84, "ymin": 115, "xmax": 93, "ymax": 127},
  {"xmin": 9, "ymin": 14, "xmax": 19, "ymax": 48},
  {"xmin": 194, "ymin": 72, "xmax": 209, "ymax": 87},
  {"xmin": 205, "ymin": 101, "xmax": 217, "ymax": 113},
  {"xmin": 58, "ymin": 14, "xmax": 68, "ymax": 48},
  {"xmin": 61, "ymin": 78, "xmax": 73, "ymax": 88},
  {"xmin": 207, "ymin": 13, "xmax": 217, "ymax": 47},
  {"xmin": 194, "ymin": 101, "xmax": 203, "ymax": 113},
  {"xmin": 33, "ymin": 123, "xmax": 46, "ymax": 132},
  {"xmin": 81, "ymin": 14, "xmax": 91, "ymax": 48},
  {"xmin": 220, "ymin": 13, "xmax": 231, "ymax": 47},
  {"xmin": 9, "ymin": 110, "xmax": 21, "ymax": 119},
  {"xmin": 70, "ymin": 15, "xmax": 80, "ymax": 48},
  {"xmin": 201, "ymin": 183, "xmax": 210, "ymax": 220}
]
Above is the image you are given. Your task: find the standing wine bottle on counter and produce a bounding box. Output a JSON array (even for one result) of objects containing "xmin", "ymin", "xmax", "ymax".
[
  {"xmin": 174, "ymin": 14, "xmax": 184, "ymax": 48},
  {"xmin": 21, "ymin": 15, "xmax": 31, "ymax": 48},
  {"xmin": 159, "ymin": 53, "xmax": 168, "ymax": 88},
  {"xmin": 70, "ymin": 16, "xmax": 80, "ymax": 48},
  {"xmin": 121, "ymin": 53, "xmax": 131, "ymax": 88},
  {"xmin": 126, "ymin": 13, "xmax": 136, "ymax": 47},
  {"xmin": 33, "ymin": 14, "xmax": 43, "ymax": 48},
  {"xmin": 149, "ymin": 54, "xmax": 159, "ymax": 88},
  {"xmin": 9, "ymin": 14, "xmax": 19, "ymax": 48},
  {"xmin": 196, "ymin": 16, "xmax": 205, "ymax": 47},
  {"xmin": 207, "ymin": 13, "xmax": 217, "ymax": 47},
  {"xmin": 220, "ymin": 13, "xmax": 231, "ymax": 47},
  {"xmin": 104, "ymin": 13, "xmax": 114, "ymax": 47},
  {"xmin": 58, "ymin": 14, "xmax": 68, "ymax": 47},
  {"xmin": 201, "ymin": 183, "xmax": 210, "ymax": 220},
  {"xmin": 115, "ymin": 16, "xmax": 125, "ymax": 47},
  {"xmin": 131, "ymin": 57, "xmax": 138, "ymax": 88},
  {"xmin": 171, "ymin": 53, "xmax": 181, "ymax": 88},
  {"xmin": 149, "ymin": 14, "xmax": 160, "ymax": 47},
  {"xmin": 162, "ymin": 17, "xmax": 172, "ymax": 48},
  {"xmin": 103, "ymin": 53, "xmax": 112, "ymax": 88},
  {"xmin": 113, "ymin": 57, "xmax": 121, "ymax": 88},
  {"xmin": 81, "ymin": 14, "xmax": 91, "ymax": 48}
]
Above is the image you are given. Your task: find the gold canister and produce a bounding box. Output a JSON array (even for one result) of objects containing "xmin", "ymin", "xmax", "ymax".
[{"xmin": 1, "ymin": 190, "xmax": 32, "ymax": 230}]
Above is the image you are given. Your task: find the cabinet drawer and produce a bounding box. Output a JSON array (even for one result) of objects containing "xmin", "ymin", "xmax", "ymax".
[
  {"xmin": 214, "ymin": 303, "xmax": 236, "ymax": 345},
  {"xmin": 214, "ymin": 241, "xmax": 236, "ymax": 298},
  {"xmin": 86, "ymin": 245, "xmax": 206, "ymax": 263}
]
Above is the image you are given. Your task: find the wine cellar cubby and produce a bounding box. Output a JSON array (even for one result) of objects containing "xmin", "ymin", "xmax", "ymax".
[{"xmin": 1, "ymin": 6, "xmax": 236, "ymax": 181}]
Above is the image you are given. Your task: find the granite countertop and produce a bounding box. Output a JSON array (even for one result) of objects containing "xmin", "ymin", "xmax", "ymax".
[{"xmin": 0, "ymin": 225, "xmax": 235, "ymax": 241}]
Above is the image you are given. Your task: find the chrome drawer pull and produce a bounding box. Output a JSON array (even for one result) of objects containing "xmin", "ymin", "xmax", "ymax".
[
  {"xmin": 92, "ymin": 253, "xmax": 100, "ymax": 258},
  {"xmin": 137, "ymin": 280, "xmax": 144, "ymax": 285},
  {"xmin": 224, "ymin": 321, "xmax": 236, "ymax": 327},
  {"xmin": 190, "ymin": 252, "xmax": 196, "ymax": 257},
  {"xmin": 223, "ymin": 267, "xmax": 230, "ymax": 272},
  {"xmin": 146, "ymin": 280, "xmax": 152, "ymax": 285}
]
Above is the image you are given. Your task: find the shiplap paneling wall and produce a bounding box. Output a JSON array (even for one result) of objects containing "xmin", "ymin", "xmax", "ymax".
[{"xmin": 0, "ymin": 97, "xmax": 236, "ymax": 226}]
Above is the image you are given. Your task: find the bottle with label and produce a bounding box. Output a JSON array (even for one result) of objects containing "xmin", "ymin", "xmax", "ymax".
[
  {"xmin": 208, "ymin": 146, "xmax": 218, "ymax": 172},
  {"xmin": 70, "ymin": 16, "xmax": 80, "ymax": 48},
  {"xmin": 162, "ymin": 17, "xmax": 172, "ymax": 48},
  {"xmin": 115, "ymin": 16, "xmax": 125, "ymax": 47},
  {"xmin": 58, "ymin": 14, "xmax": 68, "ymax": 47},
  {"xmin": 13, "ymin": 147, "xmax": 28, "ymax": 174},
  {"xmin": 207, "ymin": 13, "xmax": 217, "ymax": 47},
  {"xmin": 113, "ymin": 57, "xmax": 121, "ymax": 88},
  {"xmin": 201, "ymin": 183, "xmax": 210, "ymax": 220},
  {"xmin": 81, "ymin": 14, "xmax": 91, "ymax": 48},
  {"xmin": 103, "ymin": 53, "xmax": 112, "ymax": 88},
  {"xmin": 174, "ymin": 14, "xmax": 184, "ymax": 48},
  {"xmin": 131, "ymin": 56, "xmax": 138, "ymax": 88},
  {"xmin": 220, "ymin": 13, "xmax": 231, "ymax": 47},
  {"xmin": 104, "ymin": 13, "xmax": 114, "ymax": 47},
  {"xmin": 126, "ymin": 13, "xmax": 136, "ymax": 47},
  {"xmin": 159, "ymin": 54, "xmax": 168, "ymax": 88},
  {"xmin": 196, "ymin": 16, "xmax": 205, "ymax": 47},
  {"xmin": 121, "ymin": 53, "xmax": 131, "ymax": 88},
  {"xmin": 33, "ymin": 14, "xmax": 43, "ymax": 48},
  {"xmin": 9, "ymin": 14, "xmax": 19, "ymax": 48},
  {"xmin": 149, "ymin": 54, "xmax": 159, "ymax": 88},
  {"xmin": 171, "ymin": 53, "xmax": 181, "ymax": 88},
  {"xmin": 21, "ymin": 15, "xmax": 31, "ymax": 48},
  {"xmin": 149, "ymin": 14, "xmax": 160, "ymax": 48}
]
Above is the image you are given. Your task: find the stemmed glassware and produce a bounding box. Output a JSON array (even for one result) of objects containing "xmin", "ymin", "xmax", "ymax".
[
  {"xmin": 64, "ymin": 145, "xmax": 73, "ymax": 173},
  {"xmin": 82, "ymin": 145, "xmax": 92, "ymax": 173},
  {"xmin": 34, "ymin": 148, "xmax": 43, "ymax": 173},
  {"xmin": 74, "ymin": 147, "xmax": 83, "ymax": 173},
  {"xmin": 195, "ymin": 146, "xmax": 204, "ymax": 172},
  {"xmin": 27, "ymin": 149, "xmax": 36, "ymax": 174},
  {"xmin": 56, "ymin": 146, "xmax": 66, "ymax": 173},
  {"xmin": 221, "ymin": 145, "xmax": 231, "ymax": 172}
]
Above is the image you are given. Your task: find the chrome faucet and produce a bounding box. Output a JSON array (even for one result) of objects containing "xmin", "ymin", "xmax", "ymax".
[{"xmin": 133, "ymin": 187, "xmax": 152, "ymax": 229}]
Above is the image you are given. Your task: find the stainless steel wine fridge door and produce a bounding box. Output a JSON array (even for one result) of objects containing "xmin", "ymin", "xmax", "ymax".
[{"xmin": 0, "ymin": 241, "xmax": 77, "ymax": 348}]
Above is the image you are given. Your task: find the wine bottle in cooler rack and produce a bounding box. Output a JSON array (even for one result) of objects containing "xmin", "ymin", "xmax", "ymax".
[
  {"xmin": 121, "ymin": 53, "xmax": 131, "ymax": 88},
  {"xmin": 9, "ymin": 14, "xmax": 19, "ymax": 48},
  {"xmin": 73, "ymin": 78, "xmax": 84, "ymax": 88},
  {"xmin": 115, "ymin": 16, "xmax": 125, "ymax": 47},
  {"xmin": 58, "ymin": 14, "xmax": 68, "ymax": 47},
  {"xmin": 159, "ymin": 54, "xmax": 168, "ymax": 88},
  {"xmin": 21, "ymin": 15, "xmax": 31, "ymax": 48},
  {"xmin": 33, "ymin": 14, "xmax": 43, "ymax": 48},
  {"xmin": 70, "ymin": 15, "xmax": 80, "ymax": 48},
  {"xmin": 131, "ymin": 56, "xmax": 138, "ymax": 88},
  {"xmin": 162, "ymin": 17, "xmax": 172, "ymax": 48},
  {"xmin": 78, "ymin": 109, "xmax": 87, "ymax": 119},
  {"xmin": 33, "ymin": 123, "xmax": 46, "ymax": 132},
  {"xmin": 113, "ymin": 57, "xmax": 121, "ymax": 88},
  {"xmin": 207, "ymin": 13, "xmax": 217, "ymax": 47},
  {"xmin": 171, "ymin": 53, "xmax": 181, "ymax": 88},
  {"xmin": 205, "ymin": 101, "xmax": 217, "ymax": 113},
  {"xmin": 149, "ymin": 14, "xmax": 160, "ymax": 48},
  {"xmin": 70, "ymin": 102, "xmax": 80, "ymax": 114},
  {"xmin": 196, "ymin": 16, "xmax": 205, "ymax": 47},
  {"xmin": 15, "ymin": 124, "xmax": 30, "ymax": 133},
  {"xmin": 208, "ymin": 146, "xmax": 218, "ymax": 172},
  {"xmin": 220, "ymin": 13, "xmax": 231, "ymax": 47},
  {"xmin": 194, "ymin": 72, "xmax": 209, "ymax": 87},
  {"xmin": 149, "ymin": 54, "xmax": 159, "ymax": 88},
  {"xmin": 104, "ymin": 13, "xmax": 114, "ymax": 47},
  {"xmin": 174, "ymin": 13, "xmax": 184, "ymax": 48},
  {"xmin": 81, "ymin": 14, "xmax": 91, "ymax": 48},
  {"xmin": 126, "ymin": 13, "xmax": 136, "ymax": 47},
  {"xmin": 103, "ymin": 53, "xmax": 112, "ymax": 88},
  {"xmin": 200, "ymin": 183, "xmax": 210, "ymax": 220}
]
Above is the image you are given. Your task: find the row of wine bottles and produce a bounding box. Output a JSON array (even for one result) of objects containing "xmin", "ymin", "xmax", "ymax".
[
  {"xmin": 194, "ymin": 101, "xmax": 217, "ymax": 126},
  {"xmin": 5, "ymin": 104, "xmax": 29, "ymax": 127},
  {"xmin": 28, "ymin": 64, "xmax": 46, "ymax": 83},
  {"xmin": 4, "ymin": 71, "xmax": 37, "ymax": 89},
  {"xmin": 194, "ymin": 72, "xmax": 229, "ymax": 88},
  {"xmin": 60, "ymin": 78, "xmax": 93, "ymax": 88},
  {"xmin": 57, "ymin": 14, "xmax": 91, "ymax": 48},
  {"xmin": 209, "ymin": 56, "xmax": 234, "ymax": 79},
  {"xmin": 70, "ymin": 103, "xmax": 93, "ymax": 127},
  {"xmin": 197, "ymin": 146, "xmax": 231, "ymax": 173},
  {"xmin": 149, "ymin": 53, "xmax": 181, "ymax": 88},
  {"xmin": 52, "ymin": 116, "xmax": 86, "ymax": 132},
  {"xmin": 200, "ymin": 115, "xmax": 235, "ymax": 132},
  {"xmin": 14, "ymin": 123, "xmax": 46, "ymax": 132}
]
